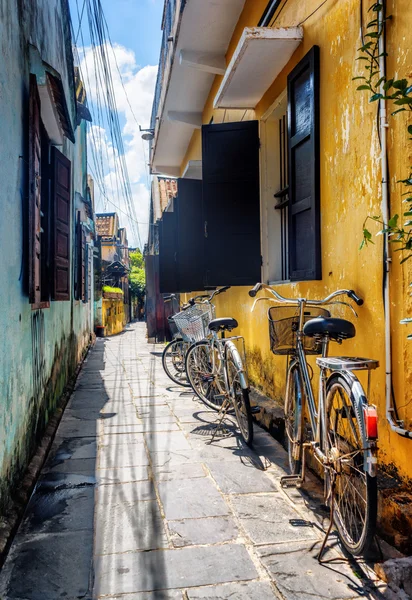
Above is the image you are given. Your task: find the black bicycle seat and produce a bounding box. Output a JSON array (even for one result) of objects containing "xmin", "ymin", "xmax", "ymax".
[
  {"xmin": 303, "ymin": 317, "xmax": 355, "ymax": 340},
  {"xmin": 208, "ymin": 317, "xmax": 238, "ymax": 332}
]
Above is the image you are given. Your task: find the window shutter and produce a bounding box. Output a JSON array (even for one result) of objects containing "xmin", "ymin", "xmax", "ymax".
[
  {"xmin": 29, "ymin": 75, "xmax": 42, "ymax": 305},
  {"xmin": 175, "ymin": 178, "xmax": 204, "ymax": 292},
  {"xmin": 85, "ymin": 243, "xmax": 93, "ymax": 303},
  {"xmin": 287, "ymin": 45, "xmax": 321, "ymax": 281},
  {"xmin": 158, "ymin": 211, "xmax": 177, "ymax": 294},
  {"xmin": 202, "ymin": 120, "xmax": 261, "ymax": 287},
  {"xmin": 51, "ymin": 147, "xmax": 71, "ymax": 300}
]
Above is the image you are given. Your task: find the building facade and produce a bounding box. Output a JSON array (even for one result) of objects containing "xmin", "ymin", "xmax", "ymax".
[
  {"xmin": 0, "ymin": 0, "xmax": 94, "ymax": 513},
  {"xmin": 150, "ymin": 0, "xmax": 412, "ymax": 550}
]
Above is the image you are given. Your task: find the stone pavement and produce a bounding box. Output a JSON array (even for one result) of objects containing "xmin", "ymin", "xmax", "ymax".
[{"xmin": 0, "ymin": 323, "xmax": 387, "ymax": 600}]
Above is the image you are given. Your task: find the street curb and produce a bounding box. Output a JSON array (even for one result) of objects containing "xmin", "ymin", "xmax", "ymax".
[{"xmin": 0, "ymin": 335, "xmax": 95, "ymax": 568}]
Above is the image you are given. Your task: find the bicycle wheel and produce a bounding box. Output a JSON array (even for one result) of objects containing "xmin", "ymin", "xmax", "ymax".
[
  {"xmin": 325, "ymin": 372, "xmax": 377, "ymax": 555},
  {"xmin": 284, "ymin": 366, "xmax": 304, "ymax": 475},
  {"xmin": 162, "ymin": 339, "xmax": 191, "ymax": 387},
  {"xmin": 185, "ymin": 341, "xmax": 226, "ymax": 411},
  {"xmin": 226, "ymin": 345, "xmax": 253, "ymax": 447}
]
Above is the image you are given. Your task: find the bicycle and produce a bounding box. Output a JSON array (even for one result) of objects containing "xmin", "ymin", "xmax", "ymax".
[
  {"xmin": 185, "ymin": 297, "xmax": 254, "ymax": 446},
  {"xmin": 249, "ymin": 283, "xmax": 379, "ymax": 556},
  {"xmin": 162, "ymin": 290, "xmax": 224, "ymax": 388},
  {"xmin": 162, "ymin": 295, "xmax": 192, "ymax": 388}
]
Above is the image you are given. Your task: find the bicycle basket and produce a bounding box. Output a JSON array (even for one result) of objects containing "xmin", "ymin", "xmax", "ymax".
[
  {"xmin": 167, "ymin": 316, "xmax": 179, "ymax": 337},
  {"xmin": 172, "ymin": 304, "xmax": 216, "ymax": 343},
  {"xmin": 268, "ymin": 305, "xmax": 330, "ymax": 355}
]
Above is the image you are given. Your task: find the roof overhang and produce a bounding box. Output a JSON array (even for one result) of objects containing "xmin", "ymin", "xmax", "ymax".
[
  {"xmin": 151, "ymin": 0, "xmax": 246, "ymax": 176},
  {"xmin": 214, "ymin": 27, "xmax": 303, "ymax": 109}
]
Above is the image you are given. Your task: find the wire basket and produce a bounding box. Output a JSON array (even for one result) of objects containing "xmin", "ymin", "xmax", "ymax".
[
  {"xmin": 268, "ymin": 305, "xmax": 330, "ymax": 355},
  {"xmin": 172, "ymin": 304, "xmax": 216, "ymax": 343},
  {"xmin": 167, "ymin": 316, "xmax": 179, "ymax": 338}
]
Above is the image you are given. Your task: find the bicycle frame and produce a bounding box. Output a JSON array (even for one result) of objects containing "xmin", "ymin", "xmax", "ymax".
[{"xmin": 207, "ymin": 330, "xmax": 249, "ymax": 395}]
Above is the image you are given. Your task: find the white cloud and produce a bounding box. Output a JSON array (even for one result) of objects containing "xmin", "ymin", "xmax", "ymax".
[{"xmin": 79, "ymin": 43, "xmax": 157, "ymax": 248}]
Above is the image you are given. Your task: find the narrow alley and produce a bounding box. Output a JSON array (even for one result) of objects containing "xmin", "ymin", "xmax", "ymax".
[{"xmin": 0, "ymin": 324, "xmax": 385, "ymax": 599}]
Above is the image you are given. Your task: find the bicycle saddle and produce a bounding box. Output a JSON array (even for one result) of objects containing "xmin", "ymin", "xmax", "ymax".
[
  {"xmin": 208, "ymin": 317, "xmax": 238, "ymax": 332},
  {"xmin": 303, "ymin": 317, "xmax": 355, "ymax": 340}
]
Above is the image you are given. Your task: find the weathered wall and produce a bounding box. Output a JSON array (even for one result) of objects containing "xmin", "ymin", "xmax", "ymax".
[
  {"xmin": 102, "ymin": 299, "xmax": 125, "ymax": 336},
  {"xmin": 0, "ymin": 0, "xmax": 92, "ymax": 512},
  {"xmin": 180, "ymin": 0, "xmax": 412, "ymax": 484}
]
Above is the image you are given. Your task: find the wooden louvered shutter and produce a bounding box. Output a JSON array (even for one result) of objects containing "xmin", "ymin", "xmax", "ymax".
[
  {"xmin": 202, "ymin": 120, "xmax": 261, "ymax": 287},
  {"xmin": 159, "ymin": 211, "xmax": 177, "ymax": 294},
  {"xmin": 287, "ymin": 45, "xmax": 321, "ymax": 281},
  {"xmin": 29, "ymin": 75, "xmax": 42, "ymax": 305},
  {"xmin": 51, "ymin": 147, "xmax": 71, "ymax": 300},
  {"xmin": 175, "ymin": 178, "xmax": 204, "ymax": 292},
  {"xmin": 76, "ymin": 212, "xmax": 86, "ymax": 301}
]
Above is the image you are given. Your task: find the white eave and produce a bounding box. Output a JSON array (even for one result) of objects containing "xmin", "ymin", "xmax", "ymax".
[
  {"xmin": 214, "ymin": 27, "xmax": 303, "ymax": 109},
  {"xmin": 151, "ymin": 0, "xmax": 246, "ymax": 177}
]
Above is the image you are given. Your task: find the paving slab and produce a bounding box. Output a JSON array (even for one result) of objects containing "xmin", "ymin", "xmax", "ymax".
[
  {"xmin": 103, "ymin": 592, "xmax": 183, "ymax": 600},
  {"xmin": 96, "ymin": 480, "xmax": 156, "ymax": 505},
  {"xmin": 49, "ymin": 435, "xmax": 98, "ymax": 460},
  {"xmin": 94, "ymin": 544, "xmax": 258, "ymax": 596},
  {"xmin": 256, "ymin": 541, "xmax": 369, "ymax": 600},
  {"xmin": 207, "ymin": 460, "xmax": 278, "ymax": 494},
  {"xmin": 18, "ymin": 486, "xmax": 95, "ymax": 535},
  {"xmin": 168, "ymin": 516, "xmax": 238, "ymax": 547},
  {"xmin": 153, "ymin": 463, "xmax": 206, "ymax": 482},
  {"xmin": 99, "ymin": 442, "xmax": 149, "ymax": 469},
  {"xmin": 98, "ymin": 464, "xmax": 150, "ymax": 484},
  {"xmin": 186, "ymin": 581, "xmax": 276, "ymax": 599},
  {"xmin": 231, "ymin": 493, "xmax": 319, "ymax": 545},
  {"xmin": 94, "ymin": 500, "xmax": 168, "ymax": 555},
  {"xmin": 0, "ymin": 530, "xmax": 93, "ymax": 600},
  {"xmin": 158, "ymin": 477, "xmax": 229, "ymax": 520},
  {"xmin": 144, "ymin": 431, "xmax": 192, "ymax": 453}
]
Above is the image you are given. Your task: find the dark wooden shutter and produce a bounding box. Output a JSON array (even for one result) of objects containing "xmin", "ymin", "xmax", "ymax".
[
  {"xmin": 29, "ymin": 75, "xmax": 42, "ymax": 305},
  {"xmin": 202, "ymin": 120, "xmax": 261, "ymax": 287},
  {"xmin": 76, "ymin": 212, "xmax": 86, "ymax": 301},
  {"xmin": 159, "ymin": 211, "xmax": 177, "ymax": 293},
  {"xmin": 175, "ymin": 178, "xmax": 204, "ymax": 292},
  {"xmin": 287, "ymin": 45, "xmax": 321, "ymax": 281},
  {"xmin": 51, "ymin": 147, "xmax": 71, "ymax": 300}
]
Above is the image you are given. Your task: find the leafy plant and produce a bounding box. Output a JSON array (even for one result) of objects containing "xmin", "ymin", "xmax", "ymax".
[
  {"xmin": 103, "ymin": 285, "xmax": 124, "ymax": 295},
  {"xmin": 356, "ymin": 1, "xmax": 412, "ymax": 330},
  {"xmin": 129, "ymin": 250, "xmax": 145, "ymax": 303}
]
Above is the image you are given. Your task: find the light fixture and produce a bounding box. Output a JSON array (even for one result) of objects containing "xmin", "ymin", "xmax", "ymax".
[{"xmin": 139, "ymin": 125, "xmax": 155, "ymax": 141}]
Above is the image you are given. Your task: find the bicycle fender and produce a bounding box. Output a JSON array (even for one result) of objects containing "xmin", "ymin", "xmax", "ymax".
[
  {"xmin": 225, "ymin": 341, "xmax": 248, "ymax": 390},
  {"xmin": 326, "ymin": 371, "xmax": 377, "ymax": 477}
]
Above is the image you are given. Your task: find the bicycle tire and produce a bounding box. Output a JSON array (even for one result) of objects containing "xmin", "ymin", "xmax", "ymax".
[
  {"xmin": 185, "ymin": 341, "xmax": 226, "ymax": 411},
  {"xmin": 284, "ymin": 365, "xmax": 304, "ymax": 475},
  {"xmin": 226, "ymin": 345, "xmax": 253, "ymax": 447},
  {"xmin": 162, "ymin": 339, "xmax": 191, "ymax": 387},
  {"xmin": 325, "ymin": 372, "xmax": 377, "ymax": 556}
]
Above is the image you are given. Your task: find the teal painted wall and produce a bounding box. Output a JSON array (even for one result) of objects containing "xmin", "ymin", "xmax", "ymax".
[{"xmin": 0, "ymin": 0, "xmax": 93, "ymax": 511}]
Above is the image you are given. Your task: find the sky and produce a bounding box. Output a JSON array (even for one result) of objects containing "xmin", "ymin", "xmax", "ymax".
[{"xmin": 69, "ymin": 0, "xmax": 164, "ymax": 249}]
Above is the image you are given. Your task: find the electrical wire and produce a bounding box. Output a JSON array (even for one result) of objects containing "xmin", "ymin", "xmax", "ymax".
[{"xmin": 70, "ymin": 0, "xmax": 146, "ymax": 249}]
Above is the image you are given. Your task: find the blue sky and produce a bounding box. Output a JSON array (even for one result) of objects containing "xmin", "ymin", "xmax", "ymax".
[{"xmin": 69, "ymin": 0, "xmax": 164, "ymax": 247}]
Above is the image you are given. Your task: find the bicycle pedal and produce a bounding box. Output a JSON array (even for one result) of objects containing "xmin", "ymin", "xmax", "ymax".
[{"xmin": 280, "ymin": 475, "xmax": 304, "ymax": 488}]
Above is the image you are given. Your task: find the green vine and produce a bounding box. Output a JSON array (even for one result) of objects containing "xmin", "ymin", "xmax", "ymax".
[{"xmin": 355, "ymin": 1, "xmax": 412, "ymax": 338}]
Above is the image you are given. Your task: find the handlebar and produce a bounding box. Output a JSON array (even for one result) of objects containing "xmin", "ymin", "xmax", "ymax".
[{"xmin": 248, "ymin": 283, "xmax": 363, "ymax": 307}]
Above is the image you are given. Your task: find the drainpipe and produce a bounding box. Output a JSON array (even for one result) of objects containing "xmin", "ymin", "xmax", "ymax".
[{"xmin": 379, "ymin": 6, "xmax": 412, "ymax": 438}]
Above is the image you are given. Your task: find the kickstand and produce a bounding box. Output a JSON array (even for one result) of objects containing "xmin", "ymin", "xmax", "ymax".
[
  {"xmin": 208, "ymin": 399, "xmax": 231, "ymax": 444},
  {"xmin": 317, "ymin": 470, "xmax": 336, "ymax": 563}
]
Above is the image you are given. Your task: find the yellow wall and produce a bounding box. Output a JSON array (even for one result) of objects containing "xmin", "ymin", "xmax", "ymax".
[
  {"xmin": 180, "ymin": 0, "xmax": 412, "ymax": 481},
  {"xmin": 102, "ymin": 299, "xmax": 125, "ymax": 336}
]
